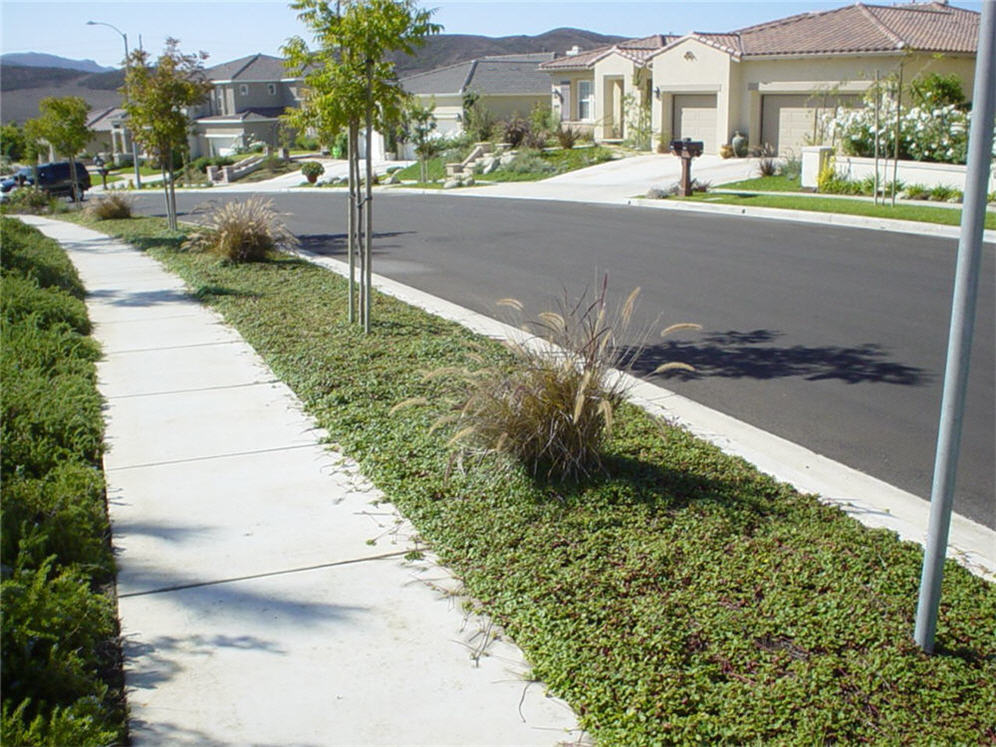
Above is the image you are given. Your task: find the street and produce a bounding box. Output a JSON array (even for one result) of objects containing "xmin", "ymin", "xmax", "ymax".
[{"xmin": 135, "ymin": 190, "xmax": 996, "ymax": 529}]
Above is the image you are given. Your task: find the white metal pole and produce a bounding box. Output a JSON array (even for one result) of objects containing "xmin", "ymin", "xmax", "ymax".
[{"xmin": 914, "ymin": 0, "xmax": 995, "ymax": 654}]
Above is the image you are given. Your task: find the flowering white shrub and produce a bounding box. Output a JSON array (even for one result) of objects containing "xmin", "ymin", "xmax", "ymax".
[{"xmin": 819, "ymin": 101, "xmax": 992, "ymax": 165}]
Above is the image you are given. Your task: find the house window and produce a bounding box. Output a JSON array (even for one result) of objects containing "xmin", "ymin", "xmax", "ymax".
[
  {"xmin": 577, "ymin": 80, "xmax": 594, "ymax": 121},
  {"xmin": 267, "ymin": 83, "xmax": 276, "ymax": 96},
  {"xmin": 239, "ymin": 84, "xmax": 249, "ymax": 96}
]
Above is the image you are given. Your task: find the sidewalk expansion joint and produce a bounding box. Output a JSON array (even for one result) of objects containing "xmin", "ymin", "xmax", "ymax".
[
  {"xmin": 118, "ymin": 550, "xmax": 411, "ymax": 598},
  {"xmin": 106, "ymin": 379, "xmax": 280, "ymax": 400},
  {"xmin": 108, "ymin": 443, "xmax": 322, "ymax": 472},
  {"xmin": 107, "ymin": 339, "xmax": 242, "ymax": 355}
]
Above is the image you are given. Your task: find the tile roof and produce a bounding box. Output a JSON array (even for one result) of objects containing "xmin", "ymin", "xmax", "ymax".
[
  {"xmin": 86, "ymin": 107, "xmax": 126, "ymax": 131},
  {"xmin": 206, "ymin": 53, "xmax": 291, "ymax": 82},
  {"xmin": 401, "ymin": 54, "xmax": 555, "ymax": 96},
  {"xmin": 195, "ymin": 107, "xmax": 287, "ymax": 123},
  {"xmin": 539, "ymin": 34, "xmax": 674, "ymax": 71},
  {"xmin": 723, "ymin": 2, "xmax": 979, "ymax": 57}
]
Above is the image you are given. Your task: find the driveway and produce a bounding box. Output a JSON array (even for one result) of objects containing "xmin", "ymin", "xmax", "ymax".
[{"xmin": 469, "ymin": 153, "xmax": 761, "ymax": 202}]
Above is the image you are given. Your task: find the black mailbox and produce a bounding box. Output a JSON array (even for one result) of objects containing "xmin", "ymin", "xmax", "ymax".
[
  {"xmin": 669, "ymin": 138, "xmax": 704, "ymax": 158},
  {"xmin": 669, "ymin": 138, "xmax": 704, "ymax": 195}
]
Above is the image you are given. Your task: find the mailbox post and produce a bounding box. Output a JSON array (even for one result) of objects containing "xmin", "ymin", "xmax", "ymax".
[
  {"xmin": 94, "ymin": 155, "xmax": 108, "ymax": 190},
  {"xmin": 669, "ymin": 138, "xmax": 704, "ymax": 196}
]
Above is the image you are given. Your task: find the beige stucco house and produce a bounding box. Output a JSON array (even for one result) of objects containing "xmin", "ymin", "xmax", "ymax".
[
  {"xmin": 542, "ymin": 2, "xmax": 980, "ymax": 155},
  {"xmin": 400, "ymin": 53, "xmax": 555, "ymax": 137}
]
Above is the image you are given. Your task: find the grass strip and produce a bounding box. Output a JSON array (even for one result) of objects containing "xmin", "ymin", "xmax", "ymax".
[
  {"xmin": 66, "ymin": 214, "xmax": 996, "ymax": 745},
  {"xmin": 673, "ymin": 189, "xmax": 996, "ymax": 229},
  {"xmin": 1, "ymin": 217, "xmax": 125, "ymax": 746}
]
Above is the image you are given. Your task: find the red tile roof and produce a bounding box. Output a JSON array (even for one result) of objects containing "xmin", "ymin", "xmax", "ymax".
[{"xmin": 728, "ymin": 2, "xmax": 979, "ymax": 57}]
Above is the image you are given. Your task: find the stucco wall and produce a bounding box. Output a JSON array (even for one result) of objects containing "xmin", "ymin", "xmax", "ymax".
[
  {"xmin": 735, "ymin": 53, "xmax": 976, "ymax": 149},
  {"xmin": 593, "ymin": 53, "xmax": 644, "ymax": 140},
  {"xmin": 652, "ymin": 39, "xmax": 732, "ymax": 152},
  {"xmin": 650, "ymin": 41, "xmax": 975, "ymax": 154}
]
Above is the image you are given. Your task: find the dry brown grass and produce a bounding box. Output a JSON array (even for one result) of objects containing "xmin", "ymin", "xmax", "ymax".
[
  {"xmin": 83, "ymin": 193, "xmax": 134, "ymax": 221},
  {"xmin": 183, "ymin": 197, "xmax": 299, "ymax": 262}
]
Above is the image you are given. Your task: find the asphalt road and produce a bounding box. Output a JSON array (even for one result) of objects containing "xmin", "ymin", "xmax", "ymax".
[{"xmin": 136, "ymin": 191, "xmax": 995, "ymax": 529}]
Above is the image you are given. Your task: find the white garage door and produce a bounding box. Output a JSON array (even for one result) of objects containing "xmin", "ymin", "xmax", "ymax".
[
  {"xmin": 672, "ymin": 94, "xmax": 717, "ymax": 154},
  {"xmin": 761, "ymin": 94, "xmax": 862, "ymax": 156}
]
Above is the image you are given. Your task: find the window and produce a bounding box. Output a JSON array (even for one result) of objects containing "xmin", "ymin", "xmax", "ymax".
[
  {"xmin": 267, "ymin": 83, "xmax": 276, "ymax": 96},
  {"xmin": 239, "ymin": 84, "xmax": 249, "ymax": 96},
  {"xmin": 577, "ymin": 80, "xmax": 594, "ymax": 121}
]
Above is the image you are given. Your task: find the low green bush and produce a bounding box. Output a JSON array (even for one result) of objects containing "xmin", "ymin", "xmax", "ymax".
[
  {"xmin": 556, "ymin": 125, "xmax": 579, "ymax": 150},
  {"xmin": 0, "ymin": 218, "xmax": 124, "ymax": 745},
  {"xmin": 0, "ymin": 187, "xmax": 60, "ymax": 216},
  {"xmin": 0, "ymin": 218, "xmax": 85, "ymax": 298},
  {"xmin": 503, "ymin": 151, "xmax": 556, "ymax": 175},
  {"xmin": 300, "ymin": 161, "xmax": 324, "ymax": 180},
  {"xmin": 1, "ymin": 274, "xmax": 91, "ymax": 335}
]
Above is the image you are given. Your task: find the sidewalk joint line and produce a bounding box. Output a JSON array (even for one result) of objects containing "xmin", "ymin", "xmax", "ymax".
[
  {"xmin": 108, "ymin": 339, "xmax": 241, "ymax": 355},
  {"xmin": 105, "ymin": 380, "xmax": 280, "ymax": 400},
  {"xmin": 108, "ymin": 443, "xmax": 322, "ymax": 471},
  {"xmin": 118, "ymin": 551, "xmax": 411, "ymax": 598}
]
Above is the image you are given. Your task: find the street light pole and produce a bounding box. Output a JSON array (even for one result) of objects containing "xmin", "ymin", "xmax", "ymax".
[{"xmin": 87, "ymin": 20, "xmax": 142, "ymax": 189}]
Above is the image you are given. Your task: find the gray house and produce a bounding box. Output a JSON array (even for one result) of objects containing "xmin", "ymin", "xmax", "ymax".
[
  {"xmin": 400, "ymin": 53, "xmax": 555, "ymax": 137},
  {"xmin": 190, "ymin": 53, "xmax": 303, "ymax": 157}
]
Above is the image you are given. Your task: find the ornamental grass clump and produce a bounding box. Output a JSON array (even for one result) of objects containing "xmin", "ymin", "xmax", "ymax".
[
  {"xmin": 83, "ymin": 193, "xmax": 133, "ymax": 221},
  {"xmin": 406, "ymin": 279, "xmax": 698, "ymax": 481},
  {"xmin": 183, "ymin": 197, "xmax": 298, "ymax": 262}
]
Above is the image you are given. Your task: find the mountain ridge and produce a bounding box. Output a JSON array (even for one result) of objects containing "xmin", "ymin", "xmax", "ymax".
[
  {"xmin": 0, "ymin": 52, "xmax": 115, "ymax": 73},
  {"xmin": 1, "ymin": 28, "xmax": 625, "ymax": 123}
]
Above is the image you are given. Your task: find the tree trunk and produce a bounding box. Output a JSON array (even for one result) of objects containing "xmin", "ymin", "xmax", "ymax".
[
  {"xmin": 364, "ymin": 67, "xmax": 374, "ymax": 334},
  {"xmin": 347, "ymin": 123, "xmax": 357, "ymax": 324},
  {"xmin": 161, "ymin": 157, "xmax": 171, "ymax": 228},
  {"xmin": 168, "ymin": 149, "xmax": 178, "ymax": 231}
]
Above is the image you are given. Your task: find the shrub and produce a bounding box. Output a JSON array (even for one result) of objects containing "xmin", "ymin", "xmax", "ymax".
[
  {"xmin": 1, "ymin": 218, "xmax": 86, "ymax": 298},
  {"xmin": 502, "ymin": 116, "xmax": 530, "ymax": 148},
  {"xmin": 300, "ymin": 161, "xmax": 324, "ymax": 180},
  {"xmin": 502, "ymin": 152, "xmax": 556, "ymax": 176},
  {"xmin": 83, "ymin": 193, "xmax": 132, "ymax": 221},
  {"xmin": 1, "ymin": 187, "xmax": 57, "ymax": 215},
  {"xmin": 903, "ymin": 183, "xmax": 930, "ymax": 201},
  {"xmin": 1, "ymin": 274, "xmax": 91, "ymax": 335},
  {"xmin": 929, "ymin": 183, "xmax": 961, "ymax": 203},
  {"xmin": 780, "ymin": 154, "xmax": 802, "ymax": 180},
  {"xmin": 556, "ymin": 125, "xmax": 579, "ymax": 150},
  {"xmin": 666, "ymin": 178, "xmax": 710, "ymax": 195},
  {"xmin": 756, "ymin": 156, "xmax": 779, "ymax": 177},
  {"xmin": 183, "ymin": 197, "xmax": 300, "ymax": 262},
  {"xmin": 523, "ymin": 128, "xmax": 549, "ymax": 150},
  {"xmin": 413, "ymin": 281, "xmax": 697, "ymax": 481}
]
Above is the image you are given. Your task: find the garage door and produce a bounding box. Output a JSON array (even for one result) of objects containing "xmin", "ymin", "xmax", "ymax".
[
  {"xmin": 761, "ymin": 94, "xmax": 862, "ymax": 156},
  {"xmin": 673, "ymin": 94, "xmax": 717, "ymax": 154}
]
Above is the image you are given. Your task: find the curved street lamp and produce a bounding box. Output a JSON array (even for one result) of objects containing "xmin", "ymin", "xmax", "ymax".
[{"xmin": 86, "ymin": 20, "xmax": 142, "ymax": 189}]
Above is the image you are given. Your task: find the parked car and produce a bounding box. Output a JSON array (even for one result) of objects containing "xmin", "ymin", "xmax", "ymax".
[{"xmin": 0, "ymin": 161, "xmax": 91, "ymax": 199}]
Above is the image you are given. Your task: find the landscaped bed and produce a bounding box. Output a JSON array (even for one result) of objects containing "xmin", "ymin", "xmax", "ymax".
[
  {"xmin": 56, "ymin": 214, "xmax": 996, "ymax": 743},
  {"xmin": 0, "ymin": 218, "xmax": 125, "ymax": 745}
]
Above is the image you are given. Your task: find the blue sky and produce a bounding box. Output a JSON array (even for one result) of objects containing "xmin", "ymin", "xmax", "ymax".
[{"xmin": 0, "ymin": 0, "xmax": 984, "ymax": 69}]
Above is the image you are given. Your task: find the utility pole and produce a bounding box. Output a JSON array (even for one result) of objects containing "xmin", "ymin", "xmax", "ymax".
[{"xmin": 914, "ymin": 0, "xmax": 995, "ymax": 654}]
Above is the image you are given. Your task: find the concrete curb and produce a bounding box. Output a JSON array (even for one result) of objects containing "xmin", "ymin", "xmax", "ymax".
[{"xmin": 290, "ymin": 246, "xmax": 996, "ymax": 582}]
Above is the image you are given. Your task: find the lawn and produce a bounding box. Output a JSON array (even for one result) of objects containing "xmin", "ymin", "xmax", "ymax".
[
  {"xmin": 672, "ymin": 190, "xmax": 996, "ymax": 229},
  {"xmin": 64, "ymin": 212, "xmax": 996, "ymax": 745}
]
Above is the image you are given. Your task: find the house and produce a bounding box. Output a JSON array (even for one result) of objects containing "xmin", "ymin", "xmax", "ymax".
[
  {"xmin": 189, "ymin": 53, "xmax": 303, "ymax": 157},
  {"xmin": 542, "ymin": 35, "xmax": 675, "ymax": 142},
  {"xmin": 542, "ymin": 2, "xmax": 980, "ymax": 155},
  {"xmin": 400, "ymin": 53, "xmax": 556, "ymax": 137}
]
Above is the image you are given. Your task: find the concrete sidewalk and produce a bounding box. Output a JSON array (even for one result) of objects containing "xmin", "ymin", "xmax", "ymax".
[{"xmin": 21, "ymin": 216, "xmax": 584, "ymax": 746}]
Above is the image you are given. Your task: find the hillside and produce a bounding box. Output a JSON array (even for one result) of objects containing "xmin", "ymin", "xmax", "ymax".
[
  {"xmin": 1, "ymin": 28, "xmax": 623, "ymax": 123},
  {"xmin": 0, "ymin": 52, "xmax": 114, "ymax": 73}
]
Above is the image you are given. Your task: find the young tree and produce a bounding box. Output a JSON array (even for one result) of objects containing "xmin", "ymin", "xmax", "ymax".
[
  {"xmin": 283, "ymin": 0, "xmax": 440, "ymax": 332},
  {"xmin": 404, "ymin": 99, "xmax": 438, "ymax": 184},
  {"xmin": 1, "ymin": 122, "xmax": 27, "ymax": 162},
  {"xmin": 28, "ymin": 96, "xmax": 92, "ymax": 206},
  {"xmin": 122, "ymin": 38, "xmax": 211, "ymax": 230}
]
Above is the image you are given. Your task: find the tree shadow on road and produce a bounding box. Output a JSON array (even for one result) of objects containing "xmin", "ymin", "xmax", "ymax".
[
  {"xmin": 624, "ymin": 329, "xmax": 929, "ymax": 386},
  {"xmin": 297, "ymin": 231, "xmax": 415, "ymax": 257}
]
